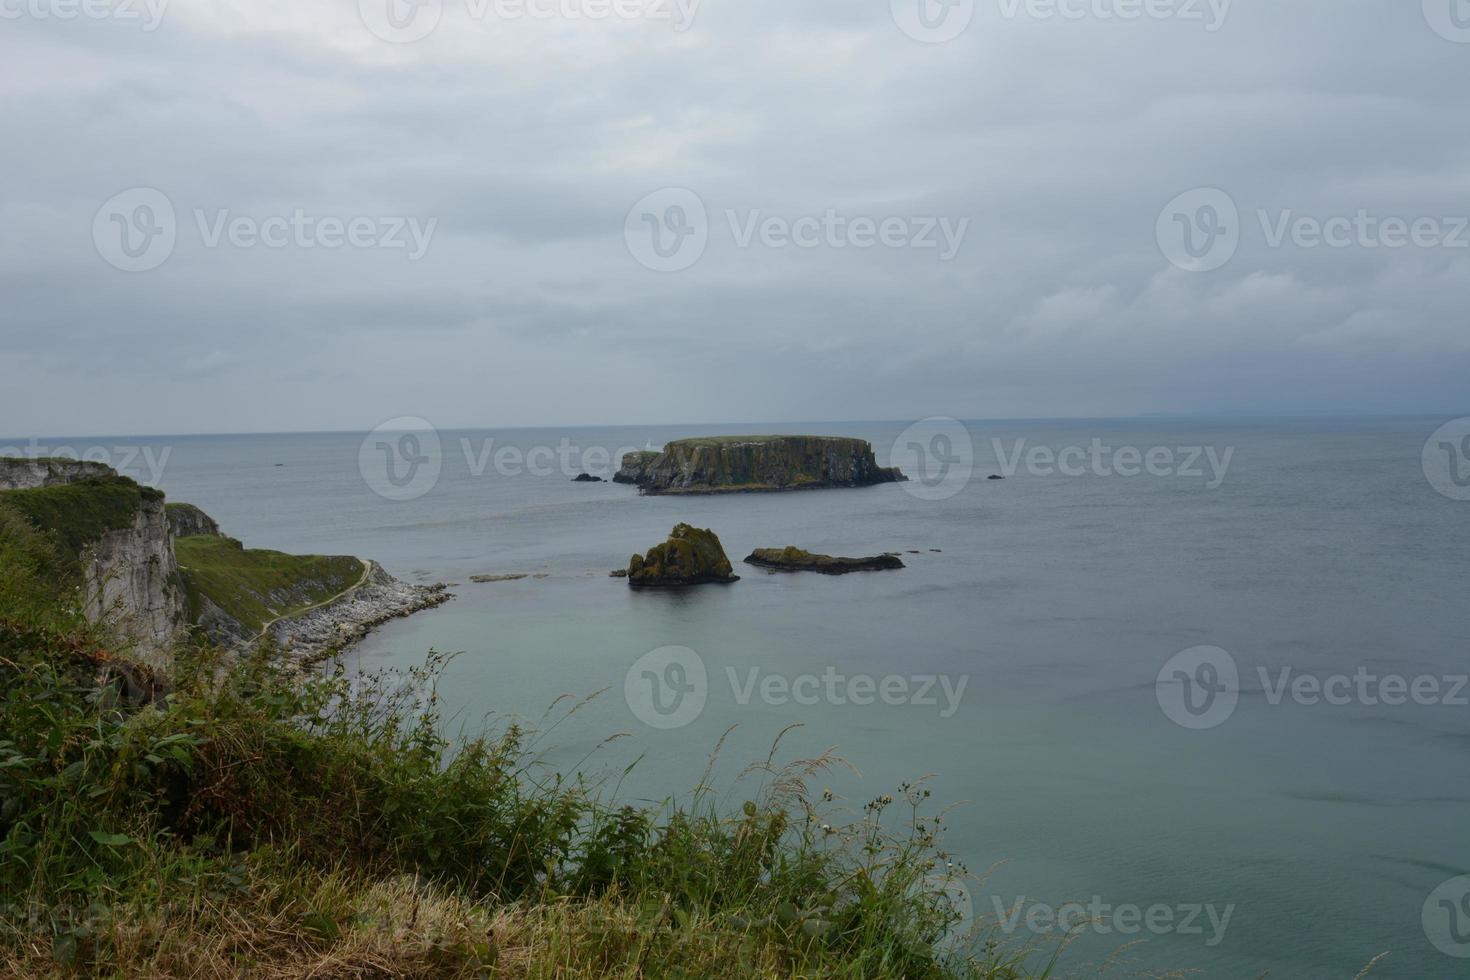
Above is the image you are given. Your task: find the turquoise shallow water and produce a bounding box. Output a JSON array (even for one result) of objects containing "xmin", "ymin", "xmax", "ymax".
[{"xmin": 31, "ymin": 418, "xmax": 1470, "ymax": 977}]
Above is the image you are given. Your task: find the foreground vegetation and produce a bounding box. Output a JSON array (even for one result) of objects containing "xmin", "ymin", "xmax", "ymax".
[{"xmin": 0, "ymin": 495, "xmax": 1051, "ymax": 978}]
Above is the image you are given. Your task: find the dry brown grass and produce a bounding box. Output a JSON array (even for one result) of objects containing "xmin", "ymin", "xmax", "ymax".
[{"xmin": 0, "ymin": 869, "xmax": 846, "ymax": 980}]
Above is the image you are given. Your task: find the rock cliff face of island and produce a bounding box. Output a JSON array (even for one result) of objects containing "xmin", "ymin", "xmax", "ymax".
[
  {"xmin": 614, "ymin": 437, "xmax": 905, "ymax": 495},
  {"xmin": 627, "ymin": 523, "xmax": 739, "ymax": 586}
]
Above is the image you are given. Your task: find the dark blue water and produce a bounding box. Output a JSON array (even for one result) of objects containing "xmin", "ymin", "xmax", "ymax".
[{"xmin": 17, "ymin": 418, "xmax": 1468, "ymax": 977}]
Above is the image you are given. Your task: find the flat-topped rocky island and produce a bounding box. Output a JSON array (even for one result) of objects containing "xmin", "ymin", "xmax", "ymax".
[{"xmin": 613, "ymin": 435, "xmax": 906, "ymax": 495}]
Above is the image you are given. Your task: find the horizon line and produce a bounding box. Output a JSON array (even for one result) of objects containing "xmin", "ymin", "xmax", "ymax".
[{"xmin": 3, "ymin": 411, "xmax": 1467, "ymax": 445}]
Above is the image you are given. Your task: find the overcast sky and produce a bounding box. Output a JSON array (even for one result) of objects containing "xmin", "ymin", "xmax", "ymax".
[{"xmin": 2, "ymin": 0, "xmax": 1467, "ymax": 437}]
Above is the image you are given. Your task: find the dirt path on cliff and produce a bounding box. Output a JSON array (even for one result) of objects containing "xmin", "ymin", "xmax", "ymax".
[{"xmin": 249, "ymin": 558, "xmax": 373, "ymax": 645}]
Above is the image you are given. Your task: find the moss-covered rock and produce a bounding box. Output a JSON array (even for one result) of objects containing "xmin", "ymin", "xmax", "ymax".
[
  {"xmin": 627, "ymin": 523, "xmax": 739, "ymax": 587},
  {"xmin": 617, "ymin": 436, "xmax": 905, "ymax": 495},
  {"xmin": 743, "ymin": 547, "xmax": 906, "ymax": 574}
]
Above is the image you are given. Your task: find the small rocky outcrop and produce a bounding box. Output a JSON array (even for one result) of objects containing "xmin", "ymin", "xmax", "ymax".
[
  {"xmin": 615, "ymin": 436, "xmax": 906, "ymax": 495},
  {"xmin": 613, "ymin": 451, "xmax": 660, "ymax": 485},
  {"xmin": 572, "ymin": 473, "xmax": 606, "ymax": 483},
  {"xmin": 743, "ymin": 547, "xmax": 905, "ymax": 575},
  {"xmin": 988, "ymin": 474, "xmax": 1006, "ymax": 481},
  {"xmin": 165, "ymin": 502, "xmax": 223, "ymax": 538},
  {"xmin": 627, "ymin": 523, "xmax": 739, "ymax": 587}
]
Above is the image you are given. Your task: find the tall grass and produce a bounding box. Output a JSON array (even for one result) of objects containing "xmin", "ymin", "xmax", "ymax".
[{"xmin": 0, "ymin": 497, "xmax": 1053, "ymax": 977}]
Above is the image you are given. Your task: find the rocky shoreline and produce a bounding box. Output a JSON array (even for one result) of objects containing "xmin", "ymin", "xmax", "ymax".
[{"xmin": 267, "ymin": 561, "xmax": 453, "ymax": 664}]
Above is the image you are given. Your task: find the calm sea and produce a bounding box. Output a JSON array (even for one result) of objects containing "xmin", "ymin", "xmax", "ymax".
[{"xmin": 20, "ymin": 418, "xmax": 1469, "ymax": 978}]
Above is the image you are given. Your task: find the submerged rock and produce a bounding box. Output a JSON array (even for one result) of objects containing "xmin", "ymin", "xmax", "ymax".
[
  {"xmin": 615, "ymin": 436, "xmax": 906, "ymax": 495},
  {"xmin": 627, "ymin": 523, "xmax": 739, "ymax": 587},
  {"xmin": 743, "ymin": 547, "xmax": 905, "ymax": 575}
]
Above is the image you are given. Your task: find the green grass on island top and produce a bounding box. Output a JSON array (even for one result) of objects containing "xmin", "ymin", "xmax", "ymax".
[
  {"xmin": 665, "ymin": 435, "xmax": 862, "ymax": 448},
  {"xmin": 174, "ymin": 535, "xmax": 365, "ymax": 634}
]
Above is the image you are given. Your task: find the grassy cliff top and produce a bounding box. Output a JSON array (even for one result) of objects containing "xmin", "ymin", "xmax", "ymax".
[
  {"xmin": 666, "ymin": 435, "xmax": 867, "ymax": 449},
  {"xmin": 1, "ymin": 475, "xmax": 162, "ymax": 579},
  {"xmin": 175, "ymin": 535, "xmax": 365, "ymax": 634}
]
